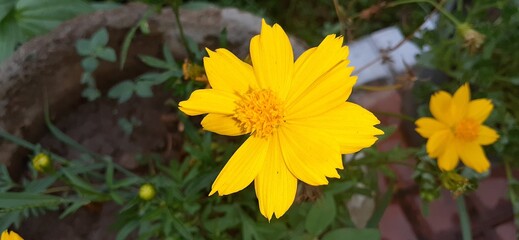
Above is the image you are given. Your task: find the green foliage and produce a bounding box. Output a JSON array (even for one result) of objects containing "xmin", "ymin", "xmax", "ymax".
[
  {"xmin": 412, "ymin": 0, "xmax": 519, "ymax": 229},
  {"xmin": 75, "ymin": 27, "xmax": 118, "ymax": 101},
  {"xmin": 0, "ymin": 0, "xmax": 94, "ymax": 62}
]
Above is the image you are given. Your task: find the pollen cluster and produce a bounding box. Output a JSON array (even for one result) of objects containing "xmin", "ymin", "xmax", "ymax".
[
  {"xmin": 234, "ymin": 89, "xmax": 284, "ymax": 138},
  {"xmin": 455, "ymin": 118, "xmax": 479, "ymax": 142}
]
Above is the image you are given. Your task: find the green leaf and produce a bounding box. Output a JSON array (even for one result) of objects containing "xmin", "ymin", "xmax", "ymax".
[
  {"xmin": 91, "ymin": 28, "xmax": 109, "ymax": 47},
  {"xmin": 96, "ymin": 47, "xmax": 116, "ymax": 62},
  {"xmin": 110, "ymin": 191, "xmax": 124, "ymax": 205},
  {"xmin": 59, "ymin": 198, "xmax": 90, "ymax": 219},
  {"xmin": 105, "ymin": 158, "xmax": 114, "ymax": 187},
  {"xmin": 0, "ymin": 0, "xmax": 15, "ymax": 22},
  {"xmin": 0, "ymin": 16, "xmax": 23, "ymax": 62},
  {"xmin": 116, "ymin": 220, "xmax": 140, "ymax": 240},
  {"xmin": 118, "ymin": 118, "xmax": 134, "ymax": 136},
  {"xmin": 0, "ymin": 164, "xmax": 15, "ymax": 192},
  {"xmin": 112, "ymin": 177, "xmax": 141, "ymax": 189},
  {"xmin": 162, "ymin": 45, "xmax": 177, "ymax": 68},
  {"xmin": 171, "ymin": 215, "xmax": 193, "ymax": 239},
  {"xmin": 134, "ymin": 81, "xmax": 153, "ymax": 98},
  {"xmin": 305, "ymin": 194, "xmax": 336, "ymax": 235},
  {"xmin": 24, "ymin": 176, "xmax": 57, "ymax": 193},
  {"xmin": 81, "ymin": 57, "xmax": 99, "ymax": 72},
  {"xmin": 321, "ymin": 228, "xmax": 380, "ymax": 240},
  {"xmin": 75, "ymin": 39, "xmax": 92, "ymax": 56},
  {"xmin": 82, "ymin": 87, "xmax": 101, "ymax": 101},
  {"xmin": 62, "ymin": 168, "xmax": 100, "ymax": 195},
  {"xmin": 0, "ymin": 192, "xmax": 64, "ymax": 210},
  {"xmin": 139, "ymin": 55, "xmax": 171, "ymax": 69},
  {"xmin": 80, "ymin": 72, "xmax": 95, "ymax": 85},
  {"xmin": 108, "ymin": 81, "xmax": 135, "ymax": 103}
]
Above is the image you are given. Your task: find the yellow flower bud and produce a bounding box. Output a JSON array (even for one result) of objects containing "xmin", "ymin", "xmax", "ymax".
[
  {"xmin": 139, "ymin": 183, "xmax": 156, "ymax": 201},
  {"xmin": 32, "ymin": 153, "xmax": 52, "ymax": 173}
]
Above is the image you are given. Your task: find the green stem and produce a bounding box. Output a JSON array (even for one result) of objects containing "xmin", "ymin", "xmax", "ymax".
[
  {"xmin": 456, "ymin": 196, "xmax": 472, "ymax": 240},
  {"xmin": 504, "ymin": 158, "xmax": 519, "ymax": 229},
  {"xmin": 170, "ymin": 0, "xmax": 192, "ymax": 60},
  {"xmin": 389, "ymin": 0, "xmax": 461, "ymax": 26},
  {"xmin": 0, "ymin": 129, "xmax": 68, "ymax": 164}
]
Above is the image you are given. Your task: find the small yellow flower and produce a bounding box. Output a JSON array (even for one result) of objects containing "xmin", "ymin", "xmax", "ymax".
[
  {"xmin": 139, "ymin": 183, "xmax": 156, "ymax": 201},
  {"xmin": 415, "ymin": 83, "xmax": 499, "ymax": 173},
  {"xmin": 32, "ymin": 153, "xmax": 51, "ymax": 172},
  {"xmin": 179, "ymin": 19, "xmax": 383, "ymax": 220},
  {"xmin": 1, "ymin": 230, "xmax": 23, "ymax": 240}
]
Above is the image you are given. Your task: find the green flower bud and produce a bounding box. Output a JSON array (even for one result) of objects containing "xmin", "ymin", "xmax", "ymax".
[
  {"xmin": 139, "ymin": 183, "xmax": 156, "ymax": 201},
  {"xmin": 32, "ymin": 153, "xmax": 52, "ymax": 173},
  {"xmin": 457, "ymin": 23, "xmax": 485, "ymax": 54},
  {"xmin": 440, "ymin": 171, "xmax": 472, "ymax": 196}
]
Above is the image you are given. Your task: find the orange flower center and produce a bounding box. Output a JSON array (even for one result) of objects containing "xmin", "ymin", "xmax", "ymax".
[
  {"xmin": 234, "ymin": 89, "xmax": 284, "ymax": 138},
  {"xmin": 454, "ymin": 118, "xmax": 479, "ymax": 142}
]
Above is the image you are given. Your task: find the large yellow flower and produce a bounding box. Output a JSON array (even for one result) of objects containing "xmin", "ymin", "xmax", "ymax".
[
  {"xmin": 179, "ymin": 19, "xmax": 383, "ymax": 220},
  {"xmin": 1, "ymin": 230, "xmax": 23, "ymax": 240},
  {"xmin": 415, "ymin": 83, "xmax": 499, "ymax": 173}
]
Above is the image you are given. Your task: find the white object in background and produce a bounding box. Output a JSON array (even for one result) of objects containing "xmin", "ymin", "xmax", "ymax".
[{"xmin": 348, "ymin": 26, "xmax": 421, "ymax": 85}]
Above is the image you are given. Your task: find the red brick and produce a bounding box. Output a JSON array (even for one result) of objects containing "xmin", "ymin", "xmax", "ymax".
[
  {"xmin": 415, "ymin": 190, "xmax": 459, "ymax": 233},
  {"xmin": 380, "ymin": 203, "xmax": 418, "ymax": 240},
  {"xmin": 495, "ymin": 221, "xmax": 516, "ymax": 240},
  {"xmin": 471, "ymin": 176, "xmax": 509, "ymax": 210}
]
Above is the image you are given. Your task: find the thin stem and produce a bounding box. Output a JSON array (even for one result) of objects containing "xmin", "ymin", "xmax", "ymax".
[
  {"xmin": 355, "ymin": 84, "xmax": 403, "ymax": 91},
  {"xmin": 456, "ymin": 195, "xmax": 472, "ymax": 240},
  {"xmin": 332, "ymin": 0, "xmax": 347, "ymax": 37},
  {"xmin": 504, "ymin": 158, "xmax": 519, "ymax": 231},
  {"xmin": 170, "ymin": 0, "xmax": 192, "ymax": 60},
  {"xmin": 389, "ymin": 0, "xmax": 461, "ymax": 26}
]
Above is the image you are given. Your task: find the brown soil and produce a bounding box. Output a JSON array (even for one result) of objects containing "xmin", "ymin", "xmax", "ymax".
[{"xmin": 18, "ymin": 89, "xmax": 183, "ymax": 239}]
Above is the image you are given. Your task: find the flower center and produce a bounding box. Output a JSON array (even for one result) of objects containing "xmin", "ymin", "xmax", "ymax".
[
  {"xmin": 234, "ymin": 89, "xmax": 284, "ymax": 138},
  {"xmin": 454, "ymin": 118, "xmax": 479, "ymax": 142}
]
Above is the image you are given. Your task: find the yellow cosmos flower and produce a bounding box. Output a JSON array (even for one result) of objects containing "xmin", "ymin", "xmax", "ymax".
[
  {"xmin": 179, "ymin": 19, "xmax": 383, "ymax": 220},
  {"xmin": 1, "ymin": 230, "xmax": 23, "ymax": 240},
  {"xmin": 415, "ymin": 83, "xmax": 499, "ymax": 173}
]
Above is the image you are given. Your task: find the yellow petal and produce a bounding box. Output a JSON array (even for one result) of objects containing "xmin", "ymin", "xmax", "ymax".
[
  {"xmin": 287, "ymin": 34, "xmax": 349, "ymax": 105},
  {"xmin": 204, "ymin": 48, "xmax": 257, "ymax": 93},
  {"xmin": 458, "ymin": 142, "xmax": 490, "ymax": 173},
  {"xmin": 286, "ymin": 59, "xmax": 356, "ymax": 119},
  {"xmin": 451, "ymin": 83, "xmax": 470, "ymax": 122},
  {"xmin": 250, "ymin": 19, "xmax": 294, "ymax": 99},
  {"xmin": 426, "ymin": 130, "xmax": 451, "ymax": 158},
  {"xmin": 1, "ymin": 231, "xmax": 22, "ymax": 240},
  {"xmin": 477, "ymin": 125, "xmax": 499, "ymax": 145},
  {"xmin": 467, "ymin": 99, "xmax": 493, "ymax": 124},
  {"xmin": 209, "ymin": 137, "xmax": 269, "ymax": 196},
  {"xmin": 278, "ymin": 124, "xmax": 342, "ymax": 186},
  {"xmin": 437, "ymin": 140, "xmax": 459, "ymax": 171},
  {"xmin": 288, "ymin": 102, "xmax": 382, "ymax": 154},
  {"xmin": 415, "ymin": 117, "xmax": 449, "ymax": 138},
  {"xmin": 201, "ymin": 113, "xmax": 246, "ymax": 136},
  {"xmin": 178, "ymin": 89, "xmax": 237, "ymax": 116},
  {"xmin": 429, "ymin": 91, "xmax": 453, "ymax": 126},
  {"xmin": 254, "ymin": 133, "xmax": 297, "ymax": 220}
]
